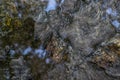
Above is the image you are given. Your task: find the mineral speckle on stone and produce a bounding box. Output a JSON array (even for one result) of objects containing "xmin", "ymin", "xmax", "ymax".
[{"xmin": 0, "ymin": 0, "xmax": 120, "ymax": 80}]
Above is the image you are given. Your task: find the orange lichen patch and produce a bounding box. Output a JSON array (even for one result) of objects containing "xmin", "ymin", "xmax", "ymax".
[
  {"xmin": 107, "ymin": 38, "xmax": 120, "ymax": 56},
  {"xmin": 46, "ymin": 36, "xmax": 68, "ymax": 63},
  {"xmin": 108, "ymin": 44, "xmax": 120, "ymax": 56},
  {"xmin": 46, "ymin": 37, "xmax": 60, "ymax": 53},
  {"xmin": 52, "ymin": 52, "xmax": 63, "ymax": 63},
  {"xmin": 92, "ymin": 51, "xmax": 116, "ymax": 69},
  {"xmin": 91, "ymin": 36, "xmax": 120, "ymax": 69}
]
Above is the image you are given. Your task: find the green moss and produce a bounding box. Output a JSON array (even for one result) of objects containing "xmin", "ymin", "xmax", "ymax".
[
  {"xmin": 1, "ymin": 17, "xmax": 35, "ymax": 47},
  {"xmin": 0, "ymin": 0, "xmax": 36, "ymax": 47},
  {"xmin": 0, "ymin": 0, "xmax": 42, "ymax": 79}
]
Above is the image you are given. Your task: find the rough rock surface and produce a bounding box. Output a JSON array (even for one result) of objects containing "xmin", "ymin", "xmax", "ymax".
[
  {"xmin": 35, "ymin": 0, "xmax": 120, "ymax": 80},
  {"xmin": 0, "ymin": 0, "xmax": 120, "ymax": 80}
]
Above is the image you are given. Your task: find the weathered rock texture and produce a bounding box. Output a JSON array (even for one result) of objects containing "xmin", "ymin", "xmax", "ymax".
[
  {"xmin": 0, "ymin": 0, "xmax": 120, "ymax": 80},
  {"xmin": 35, "ymin": 0, "xmax": 120, "ymax": 80}
]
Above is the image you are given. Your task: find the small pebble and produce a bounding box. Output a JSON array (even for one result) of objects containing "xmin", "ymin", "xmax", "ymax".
[
  {"xmin": 106, "ymin": 8, "xmax": 117, "ymax": 16},
  {"xmin": 45, "ymin": 0, "xmax": 57, "ymax": 12},
  {"xmin": 23, "ymin": 46, "xmax": 32, "ymax": 55},
  {"xmin": 18, "ymin": 12, "xmax": 22, "ymax": 18},
  {"xmin": 45, "ymin": 58, "xmax": 51, "ymax": 64},
  {"xmin": 9, "ymin": 50, "xmax": 15, "ymax": 56},
  {"xmin": 35, "ymin": 49, "xmax": 47, "ymax": 58},
  {"xmin": 112, "ymin": 20, "xmax": 120, "ymax": 28},
  {"xmin": 35, "ymin": 49, "xmax": 44, "ymax": 54}
]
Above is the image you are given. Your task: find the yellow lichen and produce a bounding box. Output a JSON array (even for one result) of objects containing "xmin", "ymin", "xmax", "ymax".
[{"xmin": 92, "ymin": 51, "xmax": 116, "ymax": 68}]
